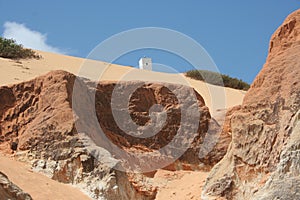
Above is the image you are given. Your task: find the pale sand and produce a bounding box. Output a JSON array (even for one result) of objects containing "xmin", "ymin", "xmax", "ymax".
[
  {"xmin": 0, "ymin": 154, "xmax": 91, "ymax": 200},
  {"xmin": 0, "ymin": 50, "xmax": 245, "ymax": 116},
  {"xmin": 154, "ymin": 170, "xmax": 208, "ymax": 200},
  {"xmin": 0, "ymin": 152, "xmax": 207, "ymax": 200}
]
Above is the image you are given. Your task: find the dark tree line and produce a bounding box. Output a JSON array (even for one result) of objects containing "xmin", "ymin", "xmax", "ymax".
[
  {"xmin": 185, "ymin": 69, "xmax": 250, "ymax": 90},
  {"xmin": 0, "ymin": 37, "xmax": 41, "ymax": 60}
]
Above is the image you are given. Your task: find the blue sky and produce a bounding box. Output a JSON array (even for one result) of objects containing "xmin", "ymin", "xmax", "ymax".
[{"xmin": 0, "ymin": 1, "xmax": 299, "ymax": 83}]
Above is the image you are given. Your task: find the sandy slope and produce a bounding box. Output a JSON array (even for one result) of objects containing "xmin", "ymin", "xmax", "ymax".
[
  {"xmin": 154, "ymin": 170, "xmax": 208, "ymax": 200},
  {"xmin": 0, "ymin": 152, "xmax": 207, "ymax": 200},
  {"xmin": 0, "ymin": 154, "xmax": 91, "ymax": 200},
  {"xmin": 0, "ymin": 50, "xmax": 245, "ymax": 116}
]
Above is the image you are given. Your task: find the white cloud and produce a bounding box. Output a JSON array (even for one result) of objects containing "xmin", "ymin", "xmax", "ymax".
[{"xmin": 2, "ymin": 21, "xmax": 65, "ymax": 54}]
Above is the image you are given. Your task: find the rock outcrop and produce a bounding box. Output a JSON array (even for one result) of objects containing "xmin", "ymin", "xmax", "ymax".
[
  {"xmin": 202, "ymin": 9, "xmax": 300, "ymax": 199},
  {"xmin": 73, "ymin": 78, "xmax": 211, "ymax": 172},
  {"xmin": 0, "ymin": 69, "xmax": 227, "ymax": 199},
  {"xmin": 199, "ymin": 106, "xmax": 241, "ymax": 167},
  {"xmin": 0, "ymin": 171, "xmax": 32, "ymax": 200}
]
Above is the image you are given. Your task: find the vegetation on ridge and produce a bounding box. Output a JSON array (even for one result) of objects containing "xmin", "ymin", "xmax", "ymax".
[
  {"xmin": 185, "ymin": 69, "xmax": 250, "ymax": 90},
  {"xmin": 0, "ymin": 37, "xmax": 41, "ymax": 60}
]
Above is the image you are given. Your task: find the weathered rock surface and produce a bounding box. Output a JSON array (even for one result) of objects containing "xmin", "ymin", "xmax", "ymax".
[
  {"xmin": 202, "ymin": 9, "xmax": 300, "ymax": 199},
  {"xmin": 199, "ymin": 106, "xmax": 241, "ymax": 167},
  {"xmin": 0, "ymin": 171, "xmax": 32, "ymax": 200},
  {"xmin": 0, "ymin": 69, "xmax": 226, "ymax": 199},
  {"xmin": 74, "ymin": 78, "xmax": 211, "ymax": 172}
]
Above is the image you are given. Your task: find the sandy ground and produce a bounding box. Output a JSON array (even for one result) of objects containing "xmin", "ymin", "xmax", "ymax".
[
  {"xmin": 0, "ymin": 154, "xmax": 91, "ymax": 200},
  {"xmin": 0, "ymin": 50, "xmax": 245, "ymax": 116},
  {"xmin": 154, "ymin": 170, "xmax": 208, "ymax": 200},
  {"xmin": 0, "ymin": 152, "xmax": 207, "ymax": 200}
]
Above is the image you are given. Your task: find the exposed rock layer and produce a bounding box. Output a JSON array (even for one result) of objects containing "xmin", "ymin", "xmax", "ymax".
[
  {"xmin": 203, "ymin": 9, "xmax": 300, "ymax": 199},
  {"xmin": 0, "ymin": 69, "xmax": 226, "ymax": 199}
]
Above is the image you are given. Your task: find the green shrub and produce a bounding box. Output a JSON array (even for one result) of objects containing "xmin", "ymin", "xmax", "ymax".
[
  {"xmin": 0, "ymin": 37, "xmax": 41, "ymax": 59},
  {"xmin": 185, "ymin": 69, "xmax": 250, "ymax": 90}
]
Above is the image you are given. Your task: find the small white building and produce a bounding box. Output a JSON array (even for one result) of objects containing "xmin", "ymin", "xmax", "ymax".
[{"xmin": 139, "ymin": 57, "xmax": 152, "ymax": 71}]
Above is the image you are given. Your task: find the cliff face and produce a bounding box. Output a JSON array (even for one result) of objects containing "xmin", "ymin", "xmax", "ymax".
[
  {"xmin": 0, "ymin": 69, "xmax": 225, "ymax": 199},
  {"xmin": 202, "ymin": 9, "xmax": 300, "ymax": 199}
]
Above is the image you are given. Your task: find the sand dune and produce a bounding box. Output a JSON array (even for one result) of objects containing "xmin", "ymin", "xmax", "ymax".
[{"xmin": 0, "ymin": 50, "xmax": 245, "ymax": 116}]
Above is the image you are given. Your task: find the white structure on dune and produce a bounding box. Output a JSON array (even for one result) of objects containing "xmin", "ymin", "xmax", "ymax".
[{"xmin": 139, "ymin": 57, "xmax": 152, "ymax": 71}]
